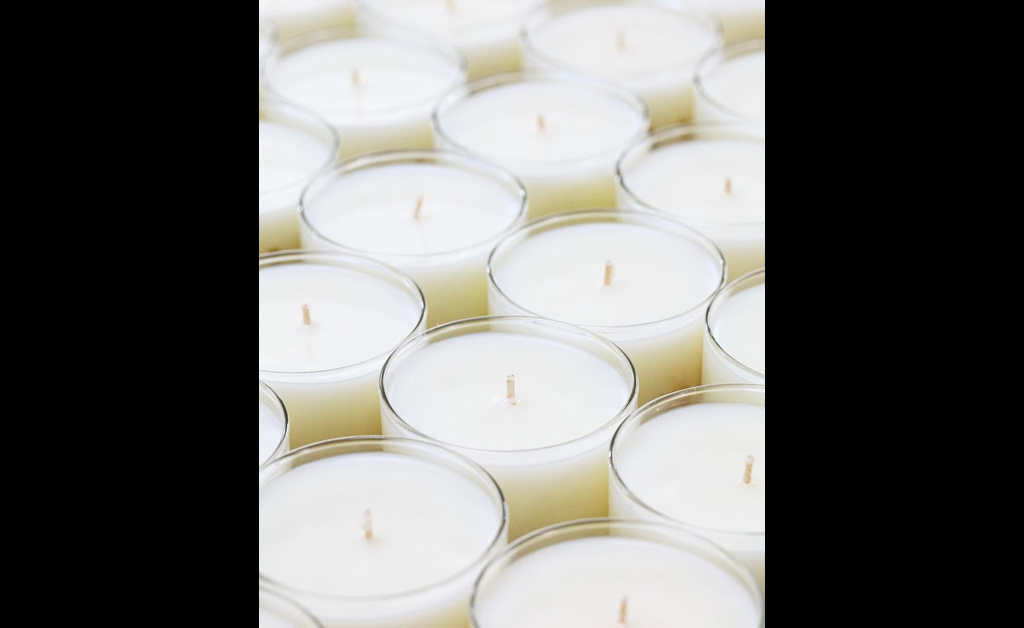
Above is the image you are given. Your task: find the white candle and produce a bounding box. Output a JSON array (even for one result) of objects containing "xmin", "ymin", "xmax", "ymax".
[
  {"xmin": 704, "ymin": 269, "xmax": 765, "ymax": 385},
  {"xmin": 260, "ymin": 15, "xmax": 278, "ymax": 96},
  {"xmin": 472, "ymin": 519, "xmax": 764, "ymax": 627},
  {"xmin": 259, "ymin": 0, "xmax": 357, "ymax": 41},
  {"xmin": 259, "ymin": 102, "xmax": 339, "ymax": 254},
  {"xmin": 434, "ymin": 72, "xmax": 649, "ymax": 219},
  {"xmin": 264, "ymin": 27, "xmax": 467, "ymax": 161},
  {"xmin": 259, "ymin": 252, "xmax": 426, "ymax": 447},
  {"xmin": 687, "ymin": 0, "xmax": 765, "ymax": 44},
  {"xmin": 300, "ymin": 151, "xmax": 527, "ymax": 328},
  {"xmin": 259, "ymin": 382, "xmax": 290, "ymax": 470},
  {"xmin": 618, "ymin": 124, "xmax": 765, "ymax": 278},
  {"xmin": 489, "ymin": 210, "xmax": 725, "ymax": 404},
  {"xmin": 260, "ymin": 588, "xmax": 323, "ymax": 628},
  {"xmin": 521, "ymin": 0, "xmax": 722, "ymax": 129},
  {"xmin": 259, "ymin": 438, "xmax": 508, "ymax": 628},
  {"xmin": 695, "ymin": 39, "xmax": 765, "ymax": 124},
  {"xmin": 610, "ymin": 385, "xmax": 766, "ymax": 591},
  {"xmin": 358, "ymin": 0, "xmax": 546, "ymax": 79},
  {"xmin": 380, "ymin": 317, "xmax": 637, "ymax": 539}
]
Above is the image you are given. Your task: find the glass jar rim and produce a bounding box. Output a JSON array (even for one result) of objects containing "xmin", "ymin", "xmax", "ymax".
[
  {"xmin": 379, "ymin": 316, "xmax": 639, "ymax": 456},
  {"xmin": 358, "ymin": 0, "xmax": 549, "ymax": 36},
  {"xmin": 259, "ymin": 381, "xmax": 290, "ymax": 471},
  {"xmin": 259, "ymin": 436, "xmax": 510, "ymax": 603},
  {"xmin": 693, "ymin": 38, "xmax": 765, "ymax": 122},
  {"xmin": 259, "ymin": 100, "xmax": 341, "ymax": 198},
  {"xmin": 705, "ymin": 268, "xmax": 766, "ymax": 380},
  {"xmin": 259, "ymin": 587, "xmax": 323, "ymax": 628}
]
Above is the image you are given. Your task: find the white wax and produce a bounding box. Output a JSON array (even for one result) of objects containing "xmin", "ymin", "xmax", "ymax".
[
  {"xmin": 490, "ymin": 221, "xmax": 723, "ymax": 402},
  {"xmin": 259, "ymin": 452, "xmax": 504, "ymax": 626},
  {"xmin": 474, "ymin": 537, "xmax": 761, "ymax": 627},
  {"xmin": 360, "ymin": 0, "xmax": 544, "ymax": 79},
  {"xmin": 259, "ymin": 609, "xmax": 297, "ymax": 628},
  {"xmin": 300, "ymin": 161, "xmax": 524, "ymax": 327},
  {"xmin": 259, "ymin": 401, "xmax": 286, "ymax": 468},
  {"xmin": 259, "ymin": 119, "xmax": 334, "ymax": 254},
  {"xmin": 259, "ymin": 263, "xmax": 424, "ymax": 444},
  {"xmin": 620, "ymin": 137, "xmax": 765, "ymax": 277},
  {"xmin": 611, "ymin": 402, "xmax": 766, "ymax": 588},
  {"xmin": 523, "ymin": 3, "xmax": 719, "ymax": 127},
  {"xmin": 435, "ymin": 78, "xmax": 647, "ymax": 218},
  {"xmin": 259, "ymin": 0, "xmax": 356, "ymax": 40},
  {"xmin": 705, "ymin": 281, "xmax": 765, "ymax": 384},
  {"xmin": 382, "ymin": 329, "xmax": 634, "ymax": 538},
  {"xmin": 267, "ymin": 37, "xmax": 465, "ymax": 160},
  {"xmin": 697, "ymin": 46, "xmax": 766, "ymax": 123},
  {"xmin": 688, "ymin": 0, "xmax": 765, "ymax": 44}
]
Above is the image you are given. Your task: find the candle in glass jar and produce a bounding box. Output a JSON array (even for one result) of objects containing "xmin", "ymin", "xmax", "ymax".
[
  {"xmin": 259, "ymin": 102, "xmax": 339, "ymax": 254},
  {"xmin": 259, "ymin": 0, "xmax": 356, "ymax": 40},
  {"xmin": 259, "ymin": 438, "xmax": 508, "ymax": 628},
  {"xmin": 610, "ymin": 385, "xmax": 766, "ymax": 590},
  {"xmin": 260, "ymin": 588, "xmax": 323, "ymax": 628},
  {"xmin": 300, "ymin": 151, "xmax": 527, "ymax": 328},
  {"xmin": 260, "ymin": 16, "xmax": 277, "ymax": 96},
  {"xmin": 489, "ymin": 210, "xmax": 725, "ymax": 404},
  {"xmin": 618, "ymin": 123, "xmax": 765, "ymax": 278},
  {"xmin": 381, "ymin": 317, "xmax": 637, "ymax": 539},
  {"xmin": 472, "ymin": 519, "xmax": 764, "ymax": 628},
  {"xmin": 264, "ymin": 26, "xmax": 466, "ymax": 161},
  {"xmin": 704, "ymin": 269, "xmax": 765, "ymax": 385},
  {"xmin": 259, "ymin": 252, "xmax": 426, "ymax": 446},
  {"xmin": 358, "ymin": 0, "xmax": 546, "ymax": 79},
  {"xmin": 521, "ymin": 0, "xmax": 722, "ymax": 128},
  {"xmin": 695, "ymin": 39, "xmax": 765, "ymax": 124},
  {"xmin": 259, "ymin": 382, "xmax": 290, "ymax": 470},
  {"xmin": 687, "ymin": 0, "xmax": 765, "ymax": 44},
  {"xmin": 434, "ymin": 72, "xmax": 648, "ymax": 219}
]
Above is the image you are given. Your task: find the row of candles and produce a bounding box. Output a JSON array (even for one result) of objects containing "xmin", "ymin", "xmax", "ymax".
[{"xmin": 259, "ymin": 1, "xmax": 765, "ymax": 626}]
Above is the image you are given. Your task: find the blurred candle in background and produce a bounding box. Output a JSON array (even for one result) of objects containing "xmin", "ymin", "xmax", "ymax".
[
  {"xmin": 686, "ymin": 0, "xmax": 764, "ymax": 44},
  {"xmin": 259, "ymin": 0, "xmax": 357, "ymax": 40},
  {"xmin": 695, "ymin": 39, "xmax": 765, "ymax": 124},
  {"xmin": 703, "ymin": 269, "xmax": 765, "ymax": 385}
]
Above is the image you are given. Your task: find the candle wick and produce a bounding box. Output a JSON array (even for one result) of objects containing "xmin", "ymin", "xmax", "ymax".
[
  {"xmin": 617, "ymin": 29, "xmax": 626, "ymax": 52},
  {"xmin": 537, "ymin": 115, "xmax": 546, "ymax": 133},
  {"xmin": 744, "ymin": 456, "xmax": 755, "ymax": 485},
  {"xmin": 725, "ymin": 177, "xmax": 733, "ymax": 196},
  {"xmin": 620, "ymin": 597, "xmax": 629, "ymax": 624},
  {"xmin": 414, "ymin": 196, "xmax": 424, "ymax": 220},
  {"xmin": 507, "ymin": 374, "xmax": 518, "ymax": 406},
  {"xmin": 351, "ymin": 68, "xmax": 361, "ymax": 88},
  {"xmin": 604, "ymin": 261, "xmax": 615, "ymax": 288},
  {"xmin": 445, "ymin": 0, "xmax": 456, "ymax": 12},
  {"xmin": 361, "ymin": 509, "xmax": 374, "ymax": 540},
  {"xmin": 302, "ymin": 304, "xmax": 311, "ymax": 326}
]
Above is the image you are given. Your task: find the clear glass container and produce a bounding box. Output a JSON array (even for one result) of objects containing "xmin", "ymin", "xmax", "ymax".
[
  {"xmin": 258, "ymin": 381, "xmax": 290, "ymax": 470},
  {"xmin": 260, "ymin": 587, "xmax": 323, "ymax": 628},
  {"xmin": 704, "ymin": 268, "xmax": 766, "ymax": 385},
  {"xmin": 694, "ymin": 38, "xmax": 766, "ymax": 124}
]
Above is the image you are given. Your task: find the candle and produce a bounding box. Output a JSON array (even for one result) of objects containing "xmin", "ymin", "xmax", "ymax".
[
  {"xmin": 695, "ymin": 39, "xmax": 765, "ymax": 124},
  {"xmin": 264, "ymin": 26, "xmax": 467, "ymax": 161},
  {"xmin": 258, "ymin": 0, "xmax": 357, "ymax": 41},
  {"xmin": 358, "ymin": 0, "xmax": 546, "ymax": 79},
  {"xmin": 471, "ymin": 519, "xmax": 764, "ymax": 627},
  {"xmin": 259, "ymin": 102, "xmax": 339, "ymax": 254},
  {"xmin": 380, "ymin": 317, "xmax": 638, "ymax": 539},
  {"xmin": 260, "ymin": 15, "xmax": 278, "ymax": 96},
  {"xmin": 300, "ymin": 151, "xmax": 528, "ymax": 328},
  {"xmin": 488, "ymin": 210, "xmax": 725, "ymax": 404},
  {"xmin": 520, "ymin": 0, "xmax": 722, "ymax": 129},
  {"xmin": 704, "ymin": 269, "xmax": 765, "ymax": 385},
  {"xmin": 260, "ymin": 382, "xmax": 290, "ymax": 470},
  {"xmin": 610, "ymin": 385, "xmax": 766, "ymax": 591},
  {"xmin": 260, "ymin": 588, "xmax": 323, "ymax": 628},
  {"xmin": 687, "ymin": 0, "xmax": 765, "ymax": 44},
  {"xmin": 618, "ymin": 123, "xmax": 765, "ymax": 278},
  {"xmin": 259, "ymin": 252, "xmax": 426, "ymax": 447},
  {"xmin": 259, "ymin": 438, "xmax": 509, "ymax": 628},
  {"xmin": 433, "ymin": 72, "xmax": 649, "ymax": 219}
]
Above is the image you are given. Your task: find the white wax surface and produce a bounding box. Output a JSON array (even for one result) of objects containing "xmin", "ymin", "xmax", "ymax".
[
  {"xmin": 303, "ymin": 163, "xmax": 521, "ymax": 255},
  {"xmin": 492, "ymin": 223, "xmax": 721, "ymax": 327},
  {"xmin": 363, "ymin": 0, "xmax": 540, "ymax": 43},
  {"xmin": 259, "ymin": 121, "xmax": 332, "ymax": 214},
  {"xmin": 258, "ymin": 264, "xmax": 421, "ymax": 373},
  {"xmin": 704, "ymin": 50, "xmax": 766, "ymax": 121},
  {"xmin": 616, "ymin": 402, "xmax": 765, "ymax": 532},
  {"xmin": 474, "ymin": 537, "xmax": 760, "ymax": 627},
  {"xmin": 712, "ymin": 283, "xmax": 766, "ymax": 375},
  {"xmin": 624, "ymin": 139, "xmax": 765, "ymax": 225},
  {"xmin": 386, "ymin": 333, "xmax": 630, "ymax": 450},
  {"xmin": 259, "ymin": 453, "xmax": 501, "ymax": 597},
  {"xmin": 259, "ymin": 608, "xmax": 303, "ymax": 628},
  {"xmin": 438, "ymin": 81, "xmax": 645, "ymax": 163},
  {"xmin": 528, "ymin": 5, "xmax": 717, "ymax": 80},
  {"xmin": 259, "ymin": 401, "xmax": 285, "ymax": 467},
  {"xmin": 269, "ymin": 39, "xmax": 463, "ymax": 126}
]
